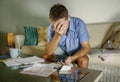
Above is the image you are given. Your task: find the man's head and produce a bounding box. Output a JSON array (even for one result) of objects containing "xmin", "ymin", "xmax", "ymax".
[
  {"xmin": 49, "ymin": 4, "xmax": 69, "ymax": 22},
  {"xmin": 49, "ymin": 4, "xmax": 70, "ymax": 35}
]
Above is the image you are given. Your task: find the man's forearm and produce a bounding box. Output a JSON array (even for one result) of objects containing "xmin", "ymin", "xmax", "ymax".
[
  {"xmin": 71, "ymin": 47, "xmax": 90, "ymax": 62},
  {"xmin": 46, "ymin": 33, "xmax": 61, "ymax": 55}
]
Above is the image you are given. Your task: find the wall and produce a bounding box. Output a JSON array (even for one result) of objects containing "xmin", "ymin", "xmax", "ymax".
[{"xmin": 0, "ymin": 0, "xmax": 120, "ymax": 46}]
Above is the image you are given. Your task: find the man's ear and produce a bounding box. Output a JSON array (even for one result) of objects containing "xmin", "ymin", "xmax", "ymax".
[{"xmin": 67, "ymin": 16, "xmax": 70, "ymax": 21}]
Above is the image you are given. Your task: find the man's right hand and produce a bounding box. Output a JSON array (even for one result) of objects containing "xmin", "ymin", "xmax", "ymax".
[{"xmin": 43, "ymin": 54, "xmax": 56, "ymax": 62}]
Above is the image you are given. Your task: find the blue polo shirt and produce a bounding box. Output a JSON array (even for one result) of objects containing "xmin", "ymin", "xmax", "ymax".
[{"xmin": 48, "ymin": 17, "xmax": 90, "ymax": 55}]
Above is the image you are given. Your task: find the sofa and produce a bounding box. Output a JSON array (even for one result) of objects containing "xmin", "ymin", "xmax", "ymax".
[
  {"xmin": 16, "ymin": 22, "xmax": 120, "ymax": 82},
  {"xmin": 20, "ymin": 23, "xmax": 114, "ymax": 56}
]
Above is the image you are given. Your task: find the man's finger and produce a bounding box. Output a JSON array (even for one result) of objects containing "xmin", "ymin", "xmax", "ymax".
[{"xmin": 58, "ymin": 61, "xmax": 66, "ymax": 65}]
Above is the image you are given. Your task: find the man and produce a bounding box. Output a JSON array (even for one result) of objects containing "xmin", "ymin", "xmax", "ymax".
[{"xmin": 44, "ymin": 4, "xmax": 90, "ymax": 69}]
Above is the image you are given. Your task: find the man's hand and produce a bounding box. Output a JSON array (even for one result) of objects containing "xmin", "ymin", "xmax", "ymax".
[
  {"xmin": 57, "ymin": 56, "xmax": 73, "ymax": 65},
  {"xmin": 65, "ymin": 56, "xmax": 73, "ymax": 64},
  {"xmin": 43, "ymin": 54, "xmax": 55, "ymax": 62},
  {"xmin": 53, "ymin": 20, "xmax": 68, "ymax": 35}
]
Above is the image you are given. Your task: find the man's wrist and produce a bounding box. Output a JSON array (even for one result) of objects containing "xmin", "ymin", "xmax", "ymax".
[
  {"xmin": 55, "ymin": 32, "xmax": 62, "ymax": 37},
  {"xmin": 54, "ymin": 33, "xmax": 62, "ymax": 41},
  {"xmin": 70, "ymin": 56, "xmax": 73, "ymax": 62}
]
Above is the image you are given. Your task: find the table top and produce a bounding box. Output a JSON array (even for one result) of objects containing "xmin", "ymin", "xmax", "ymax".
[
  {"xmin": 0, "ymin": 63, "xmax": 102, "ymax": 82},
  {"xmin": 50, "ymin": 67, "xmax": 103, "ymax": 82},
  {"xmin": 0, "ymin": 63, "xmax": 49, "ymax": 82}
]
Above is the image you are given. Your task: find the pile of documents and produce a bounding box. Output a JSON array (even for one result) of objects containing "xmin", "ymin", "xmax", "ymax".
[
  {"xmin": 3, "ymin": 56, "xmax": 45, "ymax": 67},
  {"xmin": 20, "ymin": 63, "xmax": 59, "ymax": 77},
  {"xmin": 4, "ymin": 56, "xmax": 62, "ymax": 77}
]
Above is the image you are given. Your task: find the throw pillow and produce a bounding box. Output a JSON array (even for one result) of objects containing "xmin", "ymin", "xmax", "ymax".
[
  {"xmin": 15, "ymin": 35, "xmax": 25, "ymax": 49},
  {"xmin": 24, "ymin": 26, "xmax": 38, "ymax": 45},
  {"xmin": 37, "ymin": 26, "xmax": 48, "ymax": 46},
  {"xmin": 104, "ymin": 30, "xmax": 120, "ymax": 49}
]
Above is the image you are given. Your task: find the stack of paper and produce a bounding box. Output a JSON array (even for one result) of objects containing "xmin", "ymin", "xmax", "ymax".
[
  {"xmin": 3, "ymin": 56, "xmax": 45, "ymax": 67},
  {"xmin": 20, "ymin": 63, "xmax": 57, "ymax": 77}
]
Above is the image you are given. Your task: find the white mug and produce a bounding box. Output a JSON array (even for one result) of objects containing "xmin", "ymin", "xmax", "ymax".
[{"xmin": 9, "ymin": 48, "xmax": 20, "ymax": 58}]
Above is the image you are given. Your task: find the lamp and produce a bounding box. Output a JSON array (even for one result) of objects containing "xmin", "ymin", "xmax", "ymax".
[{"xmin": 7, "ymin": 32, "xmax": 15, "ymax": 48}]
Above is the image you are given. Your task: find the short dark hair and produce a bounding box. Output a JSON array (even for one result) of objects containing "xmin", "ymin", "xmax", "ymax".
[{"xmin": 49, "ymin": 4, "xmax": 69, "ymax": 21}]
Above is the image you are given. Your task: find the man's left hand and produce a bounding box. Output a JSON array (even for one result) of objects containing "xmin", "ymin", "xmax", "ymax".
[{"xmin": 65, "ymin": 56, "xmax": 73, "ymax": 64}]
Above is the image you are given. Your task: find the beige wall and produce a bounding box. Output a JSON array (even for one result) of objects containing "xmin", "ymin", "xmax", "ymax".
[{"xmin": 0, "ymin": 0, "xmax": 120, "ymax": 46}]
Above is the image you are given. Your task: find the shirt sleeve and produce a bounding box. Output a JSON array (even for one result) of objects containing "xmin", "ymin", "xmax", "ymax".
[
  {"xmin": 48, "ymin": 24, "xmax": 55, "ymax": 42},
  {"xmin": 76, "ymin": 19, "xmax": 90, "ymax": 43}
]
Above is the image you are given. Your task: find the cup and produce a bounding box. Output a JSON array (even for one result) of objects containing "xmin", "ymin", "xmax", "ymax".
[{"xmin": 9, "ymin": 48, "xmax": 20, "ymax": 58}]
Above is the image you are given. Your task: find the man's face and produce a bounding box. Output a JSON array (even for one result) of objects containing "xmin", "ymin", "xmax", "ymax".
[
  {"xmin": 51, "ymin": 17, "xmax": 69, "ymax": 34},
  {"xmin": 51, "ymin": 18, "xmax": 67, "ymax": 26}
]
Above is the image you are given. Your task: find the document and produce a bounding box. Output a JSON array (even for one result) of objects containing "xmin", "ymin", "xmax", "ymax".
[
  {"xmin": 4, "ymin": 56, "xmax": 45, "ymax": 67},
  {"xmin": 20, "ymin": 63, "xmax": 57, "ymax": 77}
]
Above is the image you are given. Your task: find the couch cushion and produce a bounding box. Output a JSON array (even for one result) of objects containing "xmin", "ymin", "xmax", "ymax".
[
  {"xmin": 89, "ymin": 48, "xmax": 120, "ymax": 67},
  {"xmin": 102, "ymin": 23, "xmax": 120, "ymax": 49},
  {"xmin": 37, "ymin": 26, "xmax": 48, "ymax": 46},
  {"xmin": 15, "ymin": 35, "xmax": 25, "ymax": 49},
  {"xmin": 103, "ymin": 30, "xmax": 120, "ymax": 49},
  {"xmin": 21, "ymin": 46, "xmax": 45, "ymax": 58},
  {"xmin": 24, "ymin": 26, "xmax": 38, "ymax": 45},
  {"xmin": 86, "ymin": 23, "xmax": 112, "ymax": 48}
]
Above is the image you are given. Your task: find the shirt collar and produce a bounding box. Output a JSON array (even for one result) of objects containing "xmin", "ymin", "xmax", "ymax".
[{"xmin": 69, "ymin": 17, "xmax": 75, "ymax": 32}]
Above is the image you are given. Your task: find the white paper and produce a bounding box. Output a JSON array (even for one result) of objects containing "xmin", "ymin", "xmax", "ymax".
[
  {"xmin": 4, "ymin": 56, "xmax": 45, "ymax": 67},
  {"xmin": 59, "ymin": 64, "xmax": 73, "ymax": 74},
  {"xmin": 20, "ymin": 63, "xmax": 57, "ymax": 77},
  {"xmin": 99, "ymin": 49, "xmax": 120, "ymax": 60}
]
